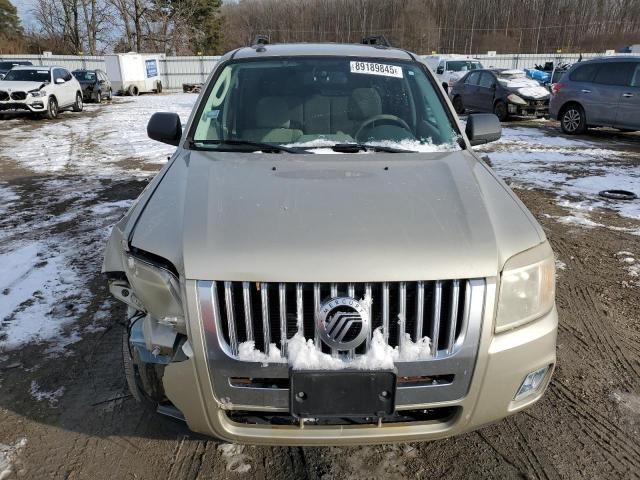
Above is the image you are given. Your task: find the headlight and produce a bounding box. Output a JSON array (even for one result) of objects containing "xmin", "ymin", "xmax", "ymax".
[
  {"xmin": 496, "ymin": 242, "xmax": 555, "ymax": 332},
  {"xmin": 506, "ymin": 93, "xmax": 527, "ymax": 105},
  {"xmin": 125, "ymin": 254, "xmax": 184, "ymax": 327},
  {"xmin": 28, "ymin": 90, "xmax": 46, "ymax": 97}
]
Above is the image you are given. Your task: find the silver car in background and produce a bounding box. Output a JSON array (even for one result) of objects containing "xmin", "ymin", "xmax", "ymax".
[{"xmin": 549, "ymin": 56, "xmax": 640, "ymax": 134}]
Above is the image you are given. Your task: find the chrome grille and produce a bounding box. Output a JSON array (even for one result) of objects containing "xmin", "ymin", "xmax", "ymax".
[
  {"xmin": 10, "ymin": 91, "xmax": 26, "ymax": 100},
  {"xmin": 0, "ymin": 91, "xmax": 9, "ymax": 101},
  {"xmin": 207, "ymin": 280, "xmax": 476, "ymax": 361}
]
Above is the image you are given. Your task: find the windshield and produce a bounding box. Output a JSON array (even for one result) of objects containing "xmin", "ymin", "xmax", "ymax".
[
  {"xmin": 192, "ymin": 57, "xmax": 460, "ymax": 152},
  {"xmin": 497, "ymin": 71, "xmax": 527, "ymax": 80},
  {"xmin": 446, "ymin": 61, "xmax": 482, "ymax": 72},
  {"xmin": 73, "ymin": 71, "xmax": 96, "ymax": 82},
  {"xmin": 3, "ymin": 69, "xmax": 50, "ymax": 83}
]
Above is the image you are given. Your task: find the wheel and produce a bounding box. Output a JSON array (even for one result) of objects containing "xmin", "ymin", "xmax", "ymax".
[
  {"xmin": 107, "ymin": 88, "xmax": 113, "ymax": 101},
  {"xmin": 560, "ymin": 104, "xmax": 586, "ymax": 134},
  {"xmin": 442, "ymin": 83, "xmax": 448, "ymax": 94},
  {"xmin": 122, "ymin": 311, "xmax": 165, "ymax": 411},
  {"xmin": 156, "ymin": 81, "xmax": 163, "ymax": 94},
  {"xmin": 96, "ymin": 91, "xmax": 102, "ymax": 103},
  {"xmin": 493, "ymin": 101, "xmax": 508, "ymax": 121},
  {"xmin": 44, "ymin": 96, "xmax": 58, "ymax": 119},
  {"xmin": 72, "ymin": 92, "xmax": 83, "ymax": 112},
  {"xmin": 127, "ymin": 85, "xmax": 139, "ymax": 96},
  {"xmin": 452, "ymin": 96, "xmax": 465, "ymax": 114}
]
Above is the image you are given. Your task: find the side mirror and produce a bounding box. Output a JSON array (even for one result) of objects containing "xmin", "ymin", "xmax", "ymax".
[
  {"xmin": 466, "ymin": 113, "xmax": 501, "ymax": 146},
  {"xmin": 147, "ymin": 112, "xmax": 182, "ymax": 146},
  {"xmin": 55, "ymin": 78, "xmax": 65, "ymax": 84},
  {"xmin": 436, "ymin": 66, "xmax": 444, "ymax": 75}
]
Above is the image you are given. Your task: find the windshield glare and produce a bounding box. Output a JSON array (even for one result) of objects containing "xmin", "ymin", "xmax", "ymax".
[
  {"xmin": 74, "ymin": 71, "xmax": 96, "ymax": 82},
  {"xmin": 193, "ymin": 58, "xmax": 460, "ymax": 151},
  {"xmin": 3, "ymin": 69, "xmax": 50, "ymax": 83},
  {"xmin": 447, "ymin": 61, "xmax": 482, "ymax": 72}
]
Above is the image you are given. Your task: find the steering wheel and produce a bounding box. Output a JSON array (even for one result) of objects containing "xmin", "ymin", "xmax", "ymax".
[{"xmin": 354, "ymin": 114, "xmax": 412, "ymax": 142}]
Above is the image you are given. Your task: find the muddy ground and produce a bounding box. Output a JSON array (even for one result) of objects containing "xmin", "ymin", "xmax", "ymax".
[{"xmin": 0, "ymin": 99, "xmax": 639, "ymax": 479}]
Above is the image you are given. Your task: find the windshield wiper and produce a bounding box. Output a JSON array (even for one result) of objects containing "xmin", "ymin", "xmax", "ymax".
[
  {"xmin": 190, "ymin": 139, "xmax": 304, "ymax": 154},
  {"xmin": 330, "ymin": 143, "xmax": 417, "ymax": 153}
]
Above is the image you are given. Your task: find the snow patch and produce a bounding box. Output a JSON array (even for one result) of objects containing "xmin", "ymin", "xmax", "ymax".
[
  {"xmin": 0, "ymin": 438, "xmax": 27, "ymax": 480},
  {"xmin": 615, "ymin": 251, "xmax": 639, "ymax": 285},
  {"xmin": 217, "ymin": 444, "xmax": 252, "ymax": 474},
  {"xmin": 29, "ymin": 381, "xmax": 65, "ymax": 406}
]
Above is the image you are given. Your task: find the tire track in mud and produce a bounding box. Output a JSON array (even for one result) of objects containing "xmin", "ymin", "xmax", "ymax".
[{"xmin": 549, "ymin": 380, "xmax": 640, "ymax": 475}]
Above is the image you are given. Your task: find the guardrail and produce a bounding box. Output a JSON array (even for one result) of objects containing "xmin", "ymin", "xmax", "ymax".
[{"xmin": 0, "ymin": 52, "xmax": 635, "ymax": 90}]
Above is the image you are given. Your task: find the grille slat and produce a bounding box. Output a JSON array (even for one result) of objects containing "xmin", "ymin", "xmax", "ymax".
[
  {"xmin": 242, "ymin": 282, "xmax": 254, "ymax": 342},
  {"xmin": 261, "ymin": 283, "xmax": 271, "ymax": 355},
  {"xmin": 213, "ymin": 280, "xmax": 473, "ymax": 361},
  {"xmin": 431, "ymin": 281, "xmax": 443, "ymax": 356}
]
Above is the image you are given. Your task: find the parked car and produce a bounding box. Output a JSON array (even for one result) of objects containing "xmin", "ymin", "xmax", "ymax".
[
  {"xmin": 550, "ymin": 56, "xmax": 640, "ymax": 134},
  {"xmin": 72, "ymin": 69, "xmax": 112, "ymax": 103},
  {"xmin": 451, "ymin": 69, "xmax": 551, "ymax": 120},
  {"xmin": 104, "ymin": 42, "xmax": 558, "ymax": 445},
  {"xmin": 0, "ymin": 66, "xmax": 83, "ymax": 119},
  {"xmin": 0, "ymin": 61, "xmax": 33, "ymax": 80},
  {"xmin": 424, "ymin": 54, "xmax": 484, "ymax": 93}
]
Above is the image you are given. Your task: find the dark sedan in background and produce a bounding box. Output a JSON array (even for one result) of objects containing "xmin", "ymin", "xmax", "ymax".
[
  {"xmin": 72, "ymin": 69, "xmax": 112, "ymax": 103},
  {"xmin": 0, "ymin": 61, "xmax": 33, "ymax": 80},
  {"xmin": 451, "ymin": 69, "xmax": 551, "ymax": 120}
]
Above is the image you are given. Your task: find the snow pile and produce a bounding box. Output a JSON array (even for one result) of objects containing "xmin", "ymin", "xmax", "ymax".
[
  {"xmin": 0, "ymin": 438, "xmax": 27, "ymax": 479},
  {"xmin": 217, "ymin": 444, "xmax": 252, "ymax": 474},
  {"xmin": 238, "ymin": 327, "xmax": 432, "ymax": 370},
  {"xmin": 286, "ymin": 138, "xmax": 460, "ymax": 154},
  {"xmin": 615, "ymin": 251, "xmax": 639, "ymax": 286},
  {"xmin": 0, "ymin": 242, "xmax": 82, "ymax": 352},
  {"xmin": 29, "ymin": 381, "xmax": 65, "ymax": 406}
]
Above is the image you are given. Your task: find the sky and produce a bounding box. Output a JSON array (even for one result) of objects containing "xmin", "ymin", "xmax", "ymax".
[{"xmin": 12, "ymin": 0, "xmax": 37, "ymax": 29}]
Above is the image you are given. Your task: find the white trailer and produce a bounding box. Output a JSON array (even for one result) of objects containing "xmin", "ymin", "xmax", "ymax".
[{"xmin": 104, "ymin": 53, "xmax": 165, "ymax": 96}]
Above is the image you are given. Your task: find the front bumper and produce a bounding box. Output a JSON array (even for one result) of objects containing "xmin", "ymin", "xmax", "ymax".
[
  {"xmin": 162, "ymin": 279, "xmax": 557, "ymax": 445},
  {"xmin": 508, "ymin": 99, "xmax": 549, "ymax": 117},
  {"xmin": 0, "ymin": 99, "xmax": 46, "ymax": 112}
]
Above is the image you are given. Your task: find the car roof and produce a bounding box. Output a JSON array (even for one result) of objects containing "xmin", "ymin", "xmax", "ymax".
[
  {"xmin": 576, "ymin": 55, "xmax": 640, "ymax": 64},
  {"xmin": 11, "ymin": 65, "xmax": 54, "ymax": 71},
  {"xmin": 231, "ymin": 43, "xmax": 414, "ymax": 61}
]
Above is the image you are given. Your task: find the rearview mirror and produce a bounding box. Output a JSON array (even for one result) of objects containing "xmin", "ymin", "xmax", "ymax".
[
  {"xmin": 147, "ymin": 112, "xmax": 182, "ymax": 146},
  {"xmin": 436, "ymin": 66, "xmax": 444, "ymax": 75},
  {"xmin": 466, "ymin": 113, "xmax": 501, "ymax": 146},
  {"xmin": 55, "ymin": 78, "xmax": 65, "ymax": 84}
]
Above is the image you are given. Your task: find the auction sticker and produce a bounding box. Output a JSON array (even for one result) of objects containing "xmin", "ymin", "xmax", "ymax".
[{"xmin": 350, "ymin": 61, "xmax": 403, "ymax": 78}]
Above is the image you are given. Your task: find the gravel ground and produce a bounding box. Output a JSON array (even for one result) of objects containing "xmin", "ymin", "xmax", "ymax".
[{"xmin": 0, "ymin": 94, "xmax": 639, "ymax": 479}]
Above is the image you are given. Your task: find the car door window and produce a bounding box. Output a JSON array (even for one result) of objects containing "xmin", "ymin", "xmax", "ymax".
[
  {"xmin": 593, "ymin": 62, "xmax": 635, "ymax": 86},
  {"xmin": 478, "ymin": 72, "xmax": 495, "ymax": 88},
  {"xmin": 465, "ymin": 72, "xmax": 480, "ymax": 85},
  {"xmin": 53, "ymin": 68, "xmax": 65, "ymax": 83},
  {"xmin": 569, "ymin": 64, "xmax": 598, "ymax": 83},
  {"xmin": 62, "ymin": 69, "xmax": 73, "ymax": 82},
  {"xmin": 629, "ymin": 63, "xmax": 640, "ymax": 87}
]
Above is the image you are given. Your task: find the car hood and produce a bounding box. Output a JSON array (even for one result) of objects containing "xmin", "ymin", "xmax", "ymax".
[
  {"xmin": 0, "ymin": 80, "xmax": 47, "ymax": 91},
  {"xmin": 498, "ymin": 77, "xmax": 550, "ymax": 100},
  {"xmin": 127, "ymin": 150, "xmax": 544, "ymax": 282}
]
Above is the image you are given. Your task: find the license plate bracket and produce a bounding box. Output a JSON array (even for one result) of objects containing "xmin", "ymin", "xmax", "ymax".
[{"xmin": 290, "ymin": 370, "xmax": 396, "ymax": 418}]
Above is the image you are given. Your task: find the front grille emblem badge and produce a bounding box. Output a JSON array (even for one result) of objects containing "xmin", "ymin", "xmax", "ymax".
[{"xmin": 317, "ymin": 296, "xmax": 370, "ymax": 350}]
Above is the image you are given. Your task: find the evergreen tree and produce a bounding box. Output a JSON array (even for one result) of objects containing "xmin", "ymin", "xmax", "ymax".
[{"xmin": 0, "ymin": 0, "xmax": 24, "ymax": 53}]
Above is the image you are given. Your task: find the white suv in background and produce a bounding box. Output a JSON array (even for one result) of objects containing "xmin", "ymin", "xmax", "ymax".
[
  {"xmin": 425, "ymin": 55, "xmax": 484, "ymax": 94},
  {"xmin": 0, "ymin": 66, "xmax": 83, "ymax": 119}
]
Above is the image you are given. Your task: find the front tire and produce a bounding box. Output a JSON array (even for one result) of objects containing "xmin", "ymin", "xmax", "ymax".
[
  {"xmin": 560, "ymin": 104, "xmax": 586, "ymax": 134},
  {"xmin": 96, "ymin": 91, "xmax": 102, "ymax": 103},
  {"xmin": 452, "ymin": 96, "xmax": 465, "ymax": 114},
  {"xmin": 72, "ymin": 92, "xmax": 83, "ymax": 112},
  {"xmin": 45, "ymin": 97, "xmax": 58, "ymax": 119},
  {"xmin": 122, "ymin": 311, "xmax": 165, "ymax": 411},
  {"xmin": 493, "ymin": 100, "xmax": 508, "ymax": 121}
]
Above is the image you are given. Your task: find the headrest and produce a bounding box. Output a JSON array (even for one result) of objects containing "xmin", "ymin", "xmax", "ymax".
[
  {"xmin": 255, "ymin": 97, "xmax": 290, "ymax": 128},
  {"xmin": 348, "ymin": 88, "xmax": 382, "ymax": 120}
]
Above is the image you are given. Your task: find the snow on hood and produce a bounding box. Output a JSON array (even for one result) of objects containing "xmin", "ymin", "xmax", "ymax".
[
  {"xmin": 0, "ymin": 80, "xmax": 47, "ymax": 91},
  {"xmin": 498, "ymin": 75, "xmax": 549, "ymax": 99}
]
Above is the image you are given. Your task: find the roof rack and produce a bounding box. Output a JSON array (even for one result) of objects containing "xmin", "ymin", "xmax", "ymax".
[
  {"xmin": 251, "ymin": 35, "xmax": 270, "ymax": 47},
  {"xmin": 361, "ymin": 35, "xmax": 391, "ymax": 47}
]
